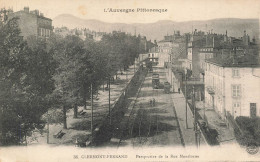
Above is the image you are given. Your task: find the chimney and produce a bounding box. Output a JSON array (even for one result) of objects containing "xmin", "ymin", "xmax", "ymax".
[
  {"xmin": 40, "ymin": 13, "xmax": 44, "ymax": 17},
  {"xmin": 233, "ymin": 47, "xmax": 238, "ymax": 64},
  {"xmin": 24, "ymin": 7, "xmax": 29, "ymax": 13},
  {"xmin": 35, "ymin": 10, "xmax": 39, "ymax": 15},
  {"xmin": 212, "ymin": 36, "xmax": 214, "ymax": 48},
  {"xmin": 206, "ymin": 34, "xmax": 208, "ymax": 46}
]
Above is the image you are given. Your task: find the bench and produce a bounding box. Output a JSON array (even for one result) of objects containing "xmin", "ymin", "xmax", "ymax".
[
  {"xmin": 79, "ymin": 111, "xmax": 86, "ymax": 116},
  {"xmin": 53, "ymin": 130, "xmax": 65, "ymax": 138},
  {"xmin": 219, "ymin": 122, "xmax": 227, "ymax": 127}
]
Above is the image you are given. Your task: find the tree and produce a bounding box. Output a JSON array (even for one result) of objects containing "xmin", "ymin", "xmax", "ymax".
[
  {"xmin": 0, "ymin": 18, "xmax": 56, "ymax": 145},
  {"xmin": 49, "ymin": 35, "xmax": 86, "ymax": 128}
]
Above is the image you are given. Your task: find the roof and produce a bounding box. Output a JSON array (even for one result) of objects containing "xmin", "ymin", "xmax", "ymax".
[
  {"xmin": 11, "ymin": 11, "xmax": 52, "ymax": 21},
  {"xmin": 158, "ymin": 39, "xmax": 173, "ymax": 43},
  {"xmin": 205, "ymin": 54, "xmax": 260, "ymax": 67}
]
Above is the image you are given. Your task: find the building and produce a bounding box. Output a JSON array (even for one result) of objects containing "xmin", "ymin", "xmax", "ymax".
[
  {"xmin": 148, "ymin": 47, "xmax": 159, "ymax": 65},
  {"xmin": 187, "ymin": 31, "xmax": 205, "ymax": 78},
  {"xmin": 205, "ymin": 54, "xmax": 260, "ymax": 119},
  {"xmin": 8, "ymin": 7, "xmax": 53, "ymax": 39},
  {"xmin": 157, "ymin": 31, "xmax": 188, "ymax": 68},
  {"xmin": 199, "ymin": 31, "xmax": 259, "ymax": 78},
  {"xmin": 198, "ymin": 33, "xmax": 226, "ymax": 78}
]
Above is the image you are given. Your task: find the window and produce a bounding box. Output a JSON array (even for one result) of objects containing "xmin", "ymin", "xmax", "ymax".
[
  {"xmin": 232, "ymin": 69, "xmax": 240, "ymax": 77},
  {"xmin": 40, "ymin": 28, "xmax": 43, "ymax": 36},
  {"xmin": 232, "ymin": 85, "xmax": 241, "ymax": 97},
  {"xmin": 47, "ymin": 29, "xmax": 50, "ymax": 37},
  {"xmin": 250, "ymin": 103, "xmax": 257, "ymax": 117},
  {"xmin": 233, "ymin": 102, "xmax": 240, "ymax": 109},
  {"xmin": 233, "ymin": 102, "xmax": 241, "ymax": 115}
]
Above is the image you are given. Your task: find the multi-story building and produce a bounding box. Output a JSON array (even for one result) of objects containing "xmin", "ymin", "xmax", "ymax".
[
  {"xmin": 187, "ymin": 32, "xmax": 205, "ymax": 78},
  {"xmin": 158, "ymin": 31, "xmax": 182, "ymax": 54},
  {"xmin": 205, "ymin": 54, "xmax": 260, "ymax": 119},
  {"xmin": 148, "ymin": 47, "xmax": 160, "ymax": 65},
  {"xmin": 8, "ymin": 7, "xmax": 53, "ymax": 39},
  {"xmin": 198, "ymin": 33, "xmax": 226, "ymax": 78},
  {"xmin": 158, "ymin": 31, "xmax": 188, "ymax": 68},
  {"xmin": 199, "ymin": 31, "xmax": 258, "ymax": 78}
]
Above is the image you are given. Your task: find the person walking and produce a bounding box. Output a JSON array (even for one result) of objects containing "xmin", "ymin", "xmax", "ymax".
[
  {"xmin": 178, "ymin": 88, "xmax": 180, "ymax": 94},
  {"xmin": 152, "ymin": 98, "xmax": 155, "ymax": 107}
]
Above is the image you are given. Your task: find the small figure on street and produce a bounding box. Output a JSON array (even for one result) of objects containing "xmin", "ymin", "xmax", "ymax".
[
  {"xmin": 75, "ymin": 138, "xmax": 79, "ymax": 147},
  {"xmin": 150, "ymin": 99, "xmax": 153, "ymax": 107},
  {"xmin": 178, "ymin": 88, "xmax": 180, "ymax": 94},
  {"xmin": 152, "ymin": 98, "xmax": 155, "ymax": 107}
]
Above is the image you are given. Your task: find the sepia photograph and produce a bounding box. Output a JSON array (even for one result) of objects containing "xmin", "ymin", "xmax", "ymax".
[{"xmin": 0, "ymin": 0, "xmax": 260, "ymax": 161}]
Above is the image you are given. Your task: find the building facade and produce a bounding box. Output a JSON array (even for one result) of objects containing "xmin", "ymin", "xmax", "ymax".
[
  {"xmin": 205, "ymin": 57, "xmax": 260, "ymax": 119},
  {"xmin": 8, "ymin": 7, "xmax": 53, "ymax": 39}
]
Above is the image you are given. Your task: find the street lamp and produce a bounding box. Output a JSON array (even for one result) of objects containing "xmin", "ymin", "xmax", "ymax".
[
  {"xmin": 179, "ymin": 70, "xmax": 188, "ymax": 129},
  {"xmin": 184, "ymin": 70, "xmax": 188, "ymax": 129},
  {"xmin": 91, "ymin": 83, "xmax": 94, "ymax": 137},
  {"xmin": 192, "ymin": 86, "xmax": 196, "ymax": 131},
  {"xmin": 108, "ymin": 76, "xmax": 111, "ymax": 125}
]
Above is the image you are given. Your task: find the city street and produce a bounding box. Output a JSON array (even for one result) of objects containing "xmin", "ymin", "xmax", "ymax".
[{"xmin": 108, "ymin": 67, "xmax": 184, "ymax": 147}]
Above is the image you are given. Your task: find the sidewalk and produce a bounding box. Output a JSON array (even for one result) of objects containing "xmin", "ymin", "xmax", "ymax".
[
  {"xmin": 28, "ymin": 65, "xmax": 137, "ymax": 145},
  {"xmin": 196, "ymin": 101, "xmax": 237, "ymax": 145},
  {"xmin": 165, "ymin": 68, "xmax": 207, "ymax": 147}
]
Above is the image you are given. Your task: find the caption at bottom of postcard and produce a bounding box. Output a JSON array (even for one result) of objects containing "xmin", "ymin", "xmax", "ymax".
[{"xmin": 73, "ymin": 154, "xmax": 199, "ymax": 160}]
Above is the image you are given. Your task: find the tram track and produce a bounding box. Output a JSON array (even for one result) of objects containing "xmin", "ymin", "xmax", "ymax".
[{"xmin": 116, "ymin": 67, "xmax": 184, "ymax": 148}]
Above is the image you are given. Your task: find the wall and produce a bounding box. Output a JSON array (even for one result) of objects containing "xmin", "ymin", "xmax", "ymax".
[
  {"xmin": 9, "ymin": 11, "xmax": 38, "ymax": 39},
  {"xmin": 224, "ymin": 67, "xmax": 260, "ymax": 118},
  {"xmin": 9, "ymin": 11, "xmax": 52, "ymax": 39},
  {"xmin": 205, "ymin": 62, "xmax": 260, "ymax": 118},
  {"xmin": 205, "ymin": 62, "xmax": 225, "ymax": 117},
  {"xmin": 158, "ymin": 52, "xmax": 169, "ymax": 67},
  {"xmin": 191, "ymin": 47, "xmax": 200, "ymax": 78}
]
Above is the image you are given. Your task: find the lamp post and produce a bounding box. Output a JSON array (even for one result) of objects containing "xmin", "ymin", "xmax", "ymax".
[
  {"xmin": 193, "ymin": 86, "xmax": 196, "ymax": 131},
  {"xmin": 170, "ymin": 55, "xmax": 173, "ymax": 91},
  {"xmin": 134, "ymin": 58, "xmax": 136, "ymax": 73},
  {"xmin": 202, "ymin": 73, "xmax": 206, "ymax": 120},
  {"xmin": 47, "ymin": 112, "xmax": 50, "ymax": 144},
  {"xmin": 185, "ymin": 70, "xmax": 188, "ymax": 129},
  {"xmin": 91, "ymin": 83, "xmax": 94, "ymax": 137},
  {"xmin": 192, "ymin": 86, "xmax": 199, "ymax": 148},
  {"xmin": 108, "ymin": 77, "xmax": 111, "ymax": 125}
]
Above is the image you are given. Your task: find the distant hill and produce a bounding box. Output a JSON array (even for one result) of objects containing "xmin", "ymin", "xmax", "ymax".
[{"xmin": 53, "ymin": 14, "xmax": 259, "ymax": 41}]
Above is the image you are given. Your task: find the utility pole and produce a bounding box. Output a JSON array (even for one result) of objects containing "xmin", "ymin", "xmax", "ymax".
[
  {"xmin": 134, "ymin": 59, "xmax": 136, "ymax": 73},
  {"xmin": 91, "ymin": 83, "xmax": 94, "ymax": 137},
  {"xmin": 185, "ymin": 71, "xmax": 188, "ymax": 129},
  {"xmin": 47, "ymin": 113, "xmax": 49, "ymax": 144},
  {"xmin": 203, "ymin": 92, "xmax": 206, "ymax": 120},
  {"xmin": 193, "ymin": 86, "xmax": 196, "ymax": 131},
  {"xmin": 170, "ymin": 55, "xmax": 173, "ymax": 91},
  {"xmin": 108, "ymin": 77, "xmax": 111, "ymax": 124},
  {"xmin": 192, "ymin": 86, "xmax": 198, "ymax": 148}
]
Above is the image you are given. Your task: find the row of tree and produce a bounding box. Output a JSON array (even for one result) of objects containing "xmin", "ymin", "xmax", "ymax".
[{"xmin": 0, "ymin": 18, "xmax": 151, "ymax": 145}]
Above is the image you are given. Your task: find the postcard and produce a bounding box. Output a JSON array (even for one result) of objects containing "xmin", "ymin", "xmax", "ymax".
[{"xmin": 0, "ymin": 0, "xmax": 260, "ymax": 161}]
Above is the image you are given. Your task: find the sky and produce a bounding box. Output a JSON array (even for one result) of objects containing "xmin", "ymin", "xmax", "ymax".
[{"xmin": 0, "ymin": 0, "xmax": 260, "ymax": 23}]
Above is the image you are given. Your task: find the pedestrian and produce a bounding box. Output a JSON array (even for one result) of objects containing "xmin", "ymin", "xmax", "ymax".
[
  {"xmin": 178, "ymin": 88, "xmax": 180, "ymax": 94},
  {"xmin": 150, "ymin": 99, "xmax": 152, "ymax": 107},
  {"xmin": 152, "ymin": 98, "xmax": 155, "ymax": 106}
]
